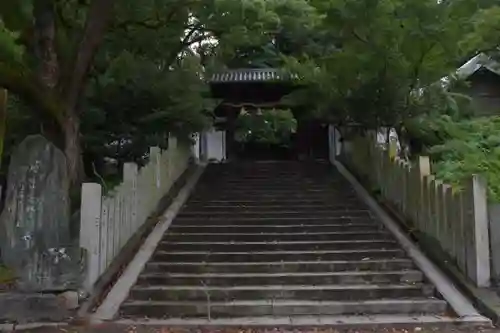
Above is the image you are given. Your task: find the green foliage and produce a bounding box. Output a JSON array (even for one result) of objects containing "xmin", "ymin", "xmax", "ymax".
[
  {"xmin": 461, "ymin": 5, "xmax": 500, "ymax": 57},
  {"xmin": 404, "ymin": 78, "xmax": 474, "ymax": 147},
  {"xmin": 83, "ymin": 51, "xmax": 212, "ymax": 169},
  {"xmin": 0, "ymin": 0, "xmax": 29, "ymax": 65},
  {"xmin": 408, "ymin": 115, "xmax": 500, "ymax": 201},
  {"xmin": 0, "ymin": 264, "xmax": 15, "ymax": 286},
  {"xmin": 1, "ymin": 0, "xmax": 498, "ymax": 191},
  {"xmin": 281, "ymin": 0, "xmax": 482, "ymax": 128},
  {"xmin": 0, "ymin": 23, "xmax": 24, "ymax": 65},
  {"xmin": 0, "ymin": 1, "xmax": 33, "ymax": 31},
  {"xmin": 431, "ymin": 117, "xmax": 500, "ymax": 201},
  {"xmin": 235, "ymin": 109, "xmax": 297, "ymax": 145},
  {"xmin": 78, "ymin": 0, "xmax": 327, "ymax": 176}
]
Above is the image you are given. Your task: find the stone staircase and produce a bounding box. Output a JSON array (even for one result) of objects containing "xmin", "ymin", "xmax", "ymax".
[{"xmin": 116, "ymin": 161, "xmax": 460, "ymax": 324}]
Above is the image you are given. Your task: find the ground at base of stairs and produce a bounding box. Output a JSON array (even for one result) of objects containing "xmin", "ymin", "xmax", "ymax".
[{"xmin": 15, "ymin": 324, "xmax": 500, "ymax": 333}]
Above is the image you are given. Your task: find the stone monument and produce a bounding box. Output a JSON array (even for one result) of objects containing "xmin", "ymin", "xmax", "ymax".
[{"xmin": 0, "ymin": 135, "xmax": 80, "ymax": 291}]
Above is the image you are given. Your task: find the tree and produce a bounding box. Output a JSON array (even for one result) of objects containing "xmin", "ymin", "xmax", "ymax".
[
  {"xmin": 280, "ymin": 0, "xmax": 485, "ymax": 131},
  {"xmin": 0, "ymin": 0, "xmax": 323, "ymax": 186},
  {"xmin": 0, "ymin": 0, "xmax": 114, "ymax": 186},
  {"xmin": 461, "ymin": 5, "xmax": 500, "ymax": 59},
  {"xmin": 82, "ymin": 51, "xmax": 213, "ymax": 177}
]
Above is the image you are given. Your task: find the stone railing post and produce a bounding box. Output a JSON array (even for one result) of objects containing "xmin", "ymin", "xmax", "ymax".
[
  {"xmin": 123, "ymin": 162, "xmax": 138, "ymax": 238},
  {"xmin": 168, "ymin": 135, "xmax": 178, "ymax": 180},
  {"xmin": 80, "ymin": 183, "xmax": 102, "ymax": 291},
  {"xmin": 469, "ymin": 175, "xmax": 490, "ymax": 287},
  {"xmin": 150, "ymin": 147, "xmax": 161, "ymax": 196}
]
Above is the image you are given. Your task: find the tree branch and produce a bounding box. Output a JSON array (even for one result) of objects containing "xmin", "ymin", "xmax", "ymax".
[
  {"xmin": 62, "ymin": 0, "xmax": 114, "ymax": 113},
  {"xmin": 0, "ymin": 61, "xmax": 64, "ymax": 125},
  {"xmin": 113, "ymin": 0, "xmax": 198, "ymax": 31},
  {"xmin": 352, "ymin": 29, "xmax": 370, "ymax": 44},
  {"xmin": 165, "ymin": 26, "xmax": 215, "ymax": 65},
  {"xmin": 182, "ymin": 24, "xmax": 204, "ymax": 45},
  {"xmin": 114, "ymin": 19, "xmax": 166, "ymax": 31}
]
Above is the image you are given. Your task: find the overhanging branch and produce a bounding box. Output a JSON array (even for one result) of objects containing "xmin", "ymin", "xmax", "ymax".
[
  {"xmin": 0, "ymin": 61, "xmax": 64, "ymax": 125},
  {"xmin": 63, "ymin": 0, "xmax": 114, "ymax": 113}
]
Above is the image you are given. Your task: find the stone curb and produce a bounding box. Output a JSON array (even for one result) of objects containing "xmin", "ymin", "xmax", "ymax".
[
  {"xmin": 0, "ymin": 322, "xmax": 68, "ymax": 332},
  {"xmin": 334, "ymin": 160, "xmax": 500, "ymax": 326},
  {"xmin": 381, "ymin": 195, "xmax": 500, "ymax": 326},
  {"xmin": 433, "ymin": 259, "xmax": 500, "ymax": 326},
  {"xmin": 92, "ymin": 164, "xmax": 206, "ymax": 320},
  {"xmin": 77, "ymin": 163, "xmax": 200, "ymax": 318},
  {"xmin": 0, "ymin": 324, "xmax": 14, "ymax": 332},
  {"xmin": 334, "ymin": 160, "xmax": 491, "ymax": 325}
]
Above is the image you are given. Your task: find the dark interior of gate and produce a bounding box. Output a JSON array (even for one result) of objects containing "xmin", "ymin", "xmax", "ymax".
[{"xmin": 209, "ymin": 68, "xmax": 329, "ymax": 161}]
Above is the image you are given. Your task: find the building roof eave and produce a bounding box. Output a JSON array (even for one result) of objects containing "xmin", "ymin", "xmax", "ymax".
[{"xmin": 209, "ymin": 68, "xmax": 300, "ymax": 84}]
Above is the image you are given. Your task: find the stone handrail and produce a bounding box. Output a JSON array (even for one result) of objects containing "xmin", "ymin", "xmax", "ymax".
[
  {"xmin": 79, "ymin": 136, "xmax": 192, "ymax": 291},
  {"xmin": 340, "ymin": 131, "xmax": 491, "ymax": 288}
]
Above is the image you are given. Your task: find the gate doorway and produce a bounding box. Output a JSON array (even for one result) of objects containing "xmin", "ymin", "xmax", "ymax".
[
  {"xmin": 208, "ymin": 68, "xmax": 329, "ymax": 162},
  {"xmin": 233, "ymin": 108, "xmax": 297, "ymax": 161}
]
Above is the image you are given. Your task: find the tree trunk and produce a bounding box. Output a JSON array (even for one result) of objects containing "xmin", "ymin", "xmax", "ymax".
[
  {"xmin": 63, "ymin": 113, "xmax": 85, "ymax": 188},
  {"xmin": 60, "ymin": 0, "xmax": 114, "ymax": 186},
  {"xmin": 34, "ymin": 0, "xmax": 59, "ymax": 89},
  {"xmin": 62, "ymin": 0, "xmax": 115, "ymax": 111},
  {"xmin": 0, "ymin": 89, "xmax": 6, "ymax": 167},
  {"xmin": 33, "ymin": 1, "xmax": 83, "ymax": 186}
]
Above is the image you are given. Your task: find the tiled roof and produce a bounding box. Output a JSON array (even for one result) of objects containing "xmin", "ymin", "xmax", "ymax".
[
  {"xmin": 209, "ymin": 68, "xmax": 299, "ymax": 83},
  {"xmin": 456, "ymin": 53, "xmax": 500, "ymax": 79}
]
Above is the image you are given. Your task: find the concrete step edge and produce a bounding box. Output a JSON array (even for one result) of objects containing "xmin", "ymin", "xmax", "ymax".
[
  {"xmin": 146, "ymin": 259, "xmax": 413, "ymax": 266},
  {"xmin": 167, "ymin": 231, "xmax": 388, "ymax": 236},
  {"xmin": 179, "ymin": 208, "xmax": 370, "ymax": 216},
  {"xmin": 174, "ymin": 217, "xmax": 376, "ymax": 221},
  {"xmin": 112, "ymin": 315, "xmax": 491, "ymax": 326},
  {"xmin": 160, "ymin": 240, "xmax": 396, "ymax": 245},
  {"xmin": 155, "ymin": 249, "xmax": 406, "ymax": 255},
  {"xmin": 187, "ymin": 197, "xmax": 362, "ymax": 202},
  {"xmin": 121, "ymin": 299, "xmax": 445, "ymax": 307},
  {"xmin": 138, "ymin": 270, "xmax": 423, "ymax": 278},
  {"xmin": 129, "ymin": 284, "xmax": 431, "ymax": 292},
  {"xmin": 183, "ymin": 204, "xmax": 365, "ymax": 207},
  {"xmin": 169, "ymin": 223, "xmax": 379, "ymax": 228}
]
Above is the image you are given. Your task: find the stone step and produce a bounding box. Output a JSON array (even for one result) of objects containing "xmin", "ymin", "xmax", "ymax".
[
  {"xmin": 192, "ymin": 189, "xmax": 357, "ymax": 195},
  {"xmin": 144, "ymin": 259, "xmax": 416, "ymax": 274},
  {"xmin": 203, "ymin": 170, "xmax": 334, "ymax": 174},
  {"xmin": 200, "ymin": 177, "xmax": 338, "ymax": 182},
  {"xmin": 188, "ymin": 194, "xmax": 361, "ymax": 201},
  {"xmin": 136, "ymin": 271, "xmax": 423, "ymax": 286},
  {"xmin": 182, "ymin": 204, "xmax": 367, "ymax": 211},
  {"xmin": 168, "ymin": 224, "xmax": 382, "ymax": 234},
  {"xmin": 163, "ymin": 231, "xmax": 392, "ymax": 242},
  {"xmin": 151, "ymin": 249, "xmax": 407, "ymax": 263},
  {"xmin": 172, "ymin": 217, "xmax": 376, "ymax": 225},
  {"xmin": 158, "ymin": 239, "xmax": 399, "ymax": 252},
  {"xmin": 200, "ymin": 185, "xmax": 346, "ymax": 189},
  {"xmin": 176, "ymin": 210, "xmax": 373, "ymax": 219},
  {"xmin": 187, "ymin": 198, "xmax": 362, "ymax": 204},
  {"xmin": 128, "ymin": 284, "xmax": 435, "ymax": 302},
  {"xmin": 200, "ymin": 178, "xmax": 341, "ymax": 183},
  {"xmin": 196, "ymin": 189, "xmax": 354, "ymax": 195},
  {"xmin": 119, "ymin": 299, "xmax": 448, "ymax": 318},
  {"xmin": 196, "ymin": 186, "xmax": 349, "ymax": 191},
  {"xmin": 199, "ymin": 184, "xmax": 345, "ymax": 189},
  {"xmin": 186, "ymin": 199, "xmax": 362, "ymax": 205},
  {"xmin": 202, "ymin": 171, "xmax": 333, "ymax": 176},
  {"xmin": 111, "ymin": 315, "xmax": 480, "ymax": 327},
  {"xmin": 202, "ymin": 168, "xmax": 330, "ymax": 174},
  {"xmin": 114, "ymin": 162, "xmax": 460, "ymax": 323},
  {"xmin": 198, "ymin": 183, "xmax": 343, "ymax": 189}
]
